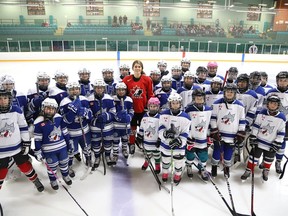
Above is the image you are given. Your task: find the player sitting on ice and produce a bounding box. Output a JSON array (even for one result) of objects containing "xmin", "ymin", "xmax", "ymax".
[
  {"xmin": 34, "ymin": 98, "xmax": 73, "ymax": 190},
  {"xmin": 119, "ymin": 64, "xmax": 130, "ymax": 80},
  {"xmin": 159, "ymin": 93, "xmax": 190, "ymax": 184},
  {"xmin": 0, "ymin": 87, "xmax": 44, "ymax": 192},
  {"xmin": 59, "ymin": 82, "xmax": 92, "ymax": 175},
  {"xmin": 157, "ymin": 60, "xmax": 169, "ymax": 77},
  {"xmin": 112, "ymin": 82, "xmax": 134, "ymax": 163},
  {"xmin": 102, "ymin": 68, "xmax": 117, "ymax": 96},
  {"xmin": 185, "ymin": 89, "xmax": 212, "ymax": 181},
  {"xmin": 171, "ymin": 65, "xmax": 183, "ymax": 90},
  {"xmin": 49, "ymin": 71, "xmax": 69, "ymax": 105},
  {"xmin": 241, "ymin": 95, "xmax": 286, "ymax": 181},
  {"xmin": 154, "ymin": 75, "xmax": 176, "ymax": 111},
  {"xmin": 210, "ymin": 83, "xmax": 246, "ymax": 178},
  {"xmin": 78, "ymin": 68, "xmax": 93, "ymax": 97},
  {"xmin": 137, "ymin": 97, "xmax": 161, "ymax": 174},
  {"xmin": 88, "ymin": 79, "xmax": 116, "ymax": 168}
]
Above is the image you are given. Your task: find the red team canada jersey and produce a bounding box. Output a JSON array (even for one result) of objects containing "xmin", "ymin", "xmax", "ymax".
[{"xmin": 123, "ymin": 75, "xmax": 154, "ymax": 113}]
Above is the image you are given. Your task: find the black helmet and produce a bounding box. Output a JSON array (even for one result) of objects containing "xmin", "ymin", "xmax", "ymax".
[
  {"xmin": 192, "ymin": 88, "xmax": 206, "ymax": 109},
  {"xmin": 260, "ymin": 71, "xmax": 268, "ymax": 78},
  {"xmin": 223, "ymin": 83, "xmax": 237, "ymax": 103},
  {"xmin": 266, "ymin": 94, "xmax": 281, "ymax": 113},
  {"xmin": 228, "ymin": 67, "xmax": 238, "ymax": 74},
  {"xmin": 0, "ymin": 87, "xmax": 13, "ymax": 113},
  {"xmin": 249, "ymin": 71, "xmax": 261, "ymax": 86},
  {"xmin": 196, "ymin": 66, "xmax": 208, "ymax": 76},
  {"xmin": 237, "ymin": 73, "xmax": 250, "ymax": 93},
  {"xmin": 276, "ymin": 71, "xmax": 288, "ymax": 81}
]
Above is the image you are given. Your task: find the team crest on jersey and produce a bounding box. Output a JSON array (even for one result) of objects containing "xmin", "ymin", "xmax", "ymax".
[
  {"xmin": 0, "ymin": 123, "xmax": 15, "ymax": 137},
  {"xmin": 195, "ymin": 120, "xmax": 206, "ymax": 133},
  {"xmin": 48, "ymin": 126, "xmax": 62, "ymax": 142},
  {"xmin": 260, "ymin": 123, "xmax": 275, "ymax": 136},
  {"xmin": 131, "ymin": 86, "xmax": 143, "ymax": 98},
  {"xmin": 145, "ymin": 125, "xmax": 156, "ymax": 138},
  {"xmin": 221, "ymin": 112, "xmax": 235, "ymax": 125}
]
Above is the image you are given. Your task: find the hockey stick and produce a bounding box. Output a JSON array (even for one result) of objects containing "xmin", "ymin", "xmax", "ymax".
[
  {"xmin": 250, "ymin": 146, "xmax": 257, "ymax": 216},
  {"xmin": 79, "ymin": 117, "xmax": 93, "ymax": 181},
  {"xmin": 279, "ymin": 154, "xmax": 288, "ymax": 179},
  {"xmin": 142, "ymin": 148, "xmax": 170, "ymax": 193},
  {"xmin": 121, "ymin": 98, "xmax": 130, "ymax": 166},
  {"xmin": 222, "ymin": 70, "xmax": 229, "ymax": 88},
  {"xmin": 170, "ymin": 148, "xmax": 175, "ymax": 216},
  {"xmin": 43, "ymin": 161, "xmax": 89, "ymax": 216},
  {"xmin": 99, "ymin": 99, "xmax": 107, "ymax": 175},
  {"xmin": 0, "ymin": 202, "xmax": 3, "ymax": 216},
  {"xmin": 224, "ymin": 167, "xmax": 237, "ymax": 215}
]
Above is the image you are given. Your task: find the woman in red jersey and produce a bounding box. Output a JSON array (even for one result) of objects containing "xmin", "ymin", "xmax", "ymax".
[{"xmin": 123, "ymin": 60, "xmax": 154, "ymax": 154}]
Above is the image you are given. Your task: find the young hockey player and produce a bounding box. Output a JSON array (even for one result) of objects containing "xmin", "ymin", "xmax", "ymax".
[
  {"xmin": 49, "ymin": 71, "xmax": 69, "ymax": 105},
  {"xmin": 194, "ymin": 66, "xmax": 211, "ymax": 91},
  {"xmin": 185, "ymin": 89, "xmax": 212, "ymax": 181},
  {"xmin": 34, "ymin": 98, "xmax": 73, "ymax": 190},
  {"xmin": 265, "ymin": 71, "xmax": 288, "ymax": 174},
  {"xmin": 241, "ymin": 95, "xmax": 286, "ymax": 181},
  {"xmin": 154, "ymin": 75, "xmax": 176, "ymax": 111},
  {"xmin": 78, "ymin": 68, "xmax": 93, "ymax": 97},
  {"xmin": 180, "ymin": 57, "xmax": 191, "ymax": 73},
  {"xmin": 102, "ymin": 68, "xmax": 117, "ymax": 96},
  {"xmin": 0, "ymin": 87, "xmax": 44, "ymax": 192},
  {"xmin": 150, "ymin": 69, "xmax": 162, "ymax": 92},
  {"xmin": 210, "ymin": 83, "xmax": 246, "ymax": 178},
  {"xmin": 119, "ymin": 64, "xmax": 130, "ymax": 80},
  {"xmin": 157, "ymin": 60, "xmax": 169, "ymax": 77},
  {"xmin": 205, "ymin": 77, "xmax": 223, "ymax": 108},
  {"xmin": 88, "ymin": 79, "xmax": 116, "ymax": 168},
  {"xmin": 123, "ymin": 60, "xmax": 154, "ymax": 154},
  {"xmin": 260, "ymin": 71, "xmax": 273, "ymax": 94},
  {"xmin": 249, "ymin": 71, "xmax": 265, "ymax": 115},
  {"xmin": 226, "ymin": 67, "xmax": 238, "ymax": 84},
  {"xmin": 59, "ymin": 82, "xmax": 92, "ymax": 173},
  {"xmin": 137, "ymin": 97, "xmax": 161, "ymax": 173},
  {"xmin": 112, "ymin": 82, "xmax": 134, "ymax": 163},
  {"xmin": 159, "ymin": 93, "xmax": 191, "ymax": 184},
  {"xmin": 177, "ymin": 70, "xmax": 200, "ymax": 109},
  {"xmin": 206, "ymin": 61, "xmax": 224, "ymax": 81},
  {"xmin": 171, "ymin": 65, "xmax": 183, "ymax": 90}
]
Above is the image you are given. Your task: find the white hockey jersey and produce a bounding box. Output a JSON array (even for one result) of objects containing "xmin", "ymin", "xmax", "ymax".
[
  {"xmin": 205, "ymin": 90, "xmax": 223, "ymax": 108},
  {"xmin": 266, "ymin": 88, "xmax": 288, "ymax": 120},
  {"xmin": 177, "ymin": 85, "xmax": 201, "ymax": 109}
]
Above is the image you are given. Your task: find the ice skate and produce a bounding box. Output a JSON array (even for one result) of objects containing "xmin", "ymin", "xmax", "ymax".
[
  {"xmin": 162, "ymin": 173, "xmax": 169, "ymax": 183},
  {"xmin": 63, "ymin": 175, "xmax": 72, "ymax": 185},
  {"xmin": 262, "ymin": 168, "xmax": 269, "ymax": 182},
  {"xmin": 198, "ymin": 169, "xmax": 209, "ymax": 182},
  {"xmin": 241, "ymin": 169, "xmax": 251, "ymax": 181},
  {"xmin": 173, "ymin": 174, "xmax": 182, "ymax": 185},
  {"xmin": 92, "ymin": 157, "xmax": 100, "ymax": 171},
  {"xmin": 33, "ymin": 178, "xmax": 44, "ymax": 192},
  {"xmin": 141, "ymin": 160, "xmax": 149, "ymax": 171},
  {"xmin": 74, "ymin": 153, "xmax": 81, "ymax": 162},
  {"xmin": 186, "ymin": 164, "xmax": 193, "ymax": 178},
  {"xmin": 69, "ymin": 168, "xmax": 75, "ymax": 178},
  {"xmin": 275, "ymin": 160, "xmax": 282, "ymax": 174},
  {"xmin": 106, "ymin": 156, "xmax": 116, "ymax": 166},
  {"xmin": 50, "ymin": 180, "xmax": 59, "ymax": 190},
  {"xmin": 211, "ymin": 165, "xmax": 217, "ymax": 178}
]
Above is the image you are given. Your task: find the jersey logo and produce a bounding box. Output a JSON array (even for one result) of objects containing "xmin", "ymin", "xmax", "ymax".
[
  {"xmin": 0, "ymin": 123, "xmax": 15, "ymax": 137},
  {"xmin": 48, "ymin": 126, "xmax": 62, "ymax": 142},
  {"xmin": 221, "ymin": 112, "xmax": 235, "ymax": 125},
  {"xmin": 131, "ymin": 86, "xmax": 143, "ymax": 98},
  {"xmin": 195, "ymin": 120, "xmax": 206, "ymax": 133},
  {"xmin": 145, "ymin": 125, "xmax": 156, "ymax": 138},
  {"xmin": 260, "ymin": 123, "xmax": 275, "ymax": 136}
]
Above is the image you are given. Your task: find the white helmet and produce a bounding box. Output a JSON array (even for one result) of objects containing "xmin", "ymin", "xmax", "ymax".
[
  {"xmin": 150, "ymin": 69, "xmax": 161, "ymax": 76},
  {"xmin": 115, "ymin": 82, "xmax": 127, "ymax": 89},
  {"xmin": 42, "ymin": 98, "xmax": 58, "ymax": 109},
  {"xmin": 78, "ymin": 68, "xmax": 91, "ymax": 75},
  {"xmin": 37, "ymin": 71, "xmax": 50, "ymax": 81},
  {"xmin": 1, "ymin": 75, "xmax": 15, "ymax": 85},
  {"xmin": 93, "ymin": 79, "xmax": 106, "ymax": 87},
  {"xmin": 211, "ymin": 77, "xmax": 223, "ymax": 85},
  {"xmin": 54, "ymin": 71, "xmax": 68, "ymax": 79},
  {"xmin": 161, "ymin": 75, "xmax": 172, "ymax": 83},
  {"xmin": 119, "ymin": 64, "xmax": 130, "ymax": 70},
  {"xmin": 168, "ymin": 93, "xmax": 182, "ymax": 103},
  {"xmin": 102, "ymin": 68, "xmax": 114, "ymax": 73},
  {"xmin": 181, "ymin": 57, "xmax": 191, "ymax": 64},
  {"xmin": 183, "ymin": 70, "xmax": 196, "ymax": 78},
  {"xmin": 157, "ymin": 60, "xmax": 167, "ymax": 67},
  {"xmin": 66, "ymin": 82, "xmax": 80, "ymax": 90},
  {"xmin": 171, "ymin": 65, "xmax": 182, "ymax": 71}
]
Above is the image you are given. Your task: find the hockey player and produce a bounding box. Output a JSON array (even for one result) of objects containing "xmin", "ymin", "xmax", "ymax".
[
  {"xmin": 34, "ymin": 98, "xmax": 73, "ymax": 190},
  {"xmin": 210, "ymin": 83, "xmax": 246, "ymax": 178},
  {"xmin": 205, "ymin": 77, "xmax": 223, "ymax": 108},
  {"xmin": 226, "ymin": 67, "xmax": 238, "ymax": 84},
  {"xmin": 177, "ymin": 70, "xmax": 200, "ymax": 109},
  {"xmin": 123, "ymin": 60, "xmax": 154, "ymax": 154},
  {"xmin": 27, "ymin": 71, "xmax": 50, "ymax": 125},
  {"xmin": 137, "ymin": 97, "xmax": 161, "ymax": 174},
  {"xmin": 119, "ymin": 64, "xmax": 130, "ymax": 80},
  {"xmin": 59, "ymin": 82, "xmax": 92, "ymax": 173},
  {"xmin": 88, "ymin": 79, "xmax": 116, "ymax": 168},
  {"xmin": 249, "ymin": 71, "xmax": 265, "ymax": 114},
  {"xmin": 171, "ymin": 65, "xmax": 183, "ymax": 90},
  {"xmin": 78, "ymin": 68, "xmax": 93, "ymax": 97},
  {"xmin": 260, "ymin": 71, "xmax": 273, "ymax": 94},
  {"xmin": 154, "ymin": 75, "xmax": 176, "ymax": 111},
  {"xmin": 157, "ymin": 60, "xmax": 169, "ymax": 77},
  {"xmin": 241, "ymin": 95, "xmax": 286, "ymax": 181},
  {"xmin": 150, "ymin": 69, "xmax": 162, "ymax": 92},
  {"xmin": 0, "ymin": 87, "xmax": 44, "ymax": 192},
  {"xmin": 159, "ymin": 93, "xmax": 191, "ymax": 184},
  {"xmin": 194, "ymin": 66, "xmax": 211, "ymax": 91},
  {"xmin": 206, "ymin": 61, "xmax": 224, "ymax": 81},
  {"xmin": 265, "ymin": 71, "xmax": 288, "ymax": 173},
  {"xmin": 102, "ymin": 68, "xmax": 117, "ymax": 96},
  {"xmin": 185, "ymin": 89, "xmax": 212, "ymax": 181},
  {"xmin": 49, "ymin": 71, "xmax": 69, "ymax": 105},
  {"xmin": 180, "ymin": 57, "xmax": 191, "ymax": 73},
  {"xmin": 112, "ymin": 82, "xmax": 134, "ymax": 163}
]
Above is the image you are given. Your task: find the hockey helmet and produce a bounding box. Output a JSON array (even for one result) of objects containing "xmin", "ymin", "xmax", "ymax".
[
  {"xmin": 0, "ymin": 86, "xmax": 13, "ymax": 113},
  {"xmin": 276, "ymin": 71, "xmax": 288, "ymax": 92},
  {"xmin": 236, "ymin": 73, "xmax": 250, "ymax": 93},
  {"xmin": 157, "ymin": 60, "xmax": 167, "ymax": 68},
  {"xmin": 1, "ymin": 75, "xmax": 15, "ymax": 91},
  {"xmin": 41, "ymin": 98, "xmax": 58, "ymax": 119},
  {"xmin": 223, "ymin": 83, "xmax": 237, "ymax": 102},
  {"xmin": 192, "ymin": 89, "xmax": 206, "ymax": 108},
  {"xmin": 266, "ymin": 94, "xmax": 281, "ymax": 114},
  {"xmin": 207, "ymin": 61, "xmax": 218, "ymax": 68},
  {"xmin": 168, "ymin": 93, "xmax": 182, "ymax": 114},
  {"xmin": 147, "ymin": 97, "xmax": 160, "ymax": 115}
]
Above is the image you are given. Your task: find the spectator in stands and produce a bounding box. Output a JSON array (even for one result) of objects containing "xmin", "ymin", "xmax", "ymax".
[
  {"xmin": 249, "ymin": 44, "xmax": 258, "ymax": 54},
  {"xmin": 113, "ymin": 15, "xmax": 117, "ymax": 24},
  {"xmin": 119, "ymin": 16, "xmax": 123, "ymax": 25},
  {"xmin": 146, "ymin": 18, "xmax": 151, "ymax": 30},
  {"xmin": 123, "ymin": 15, "xmax": 128, "ymax": 25}
]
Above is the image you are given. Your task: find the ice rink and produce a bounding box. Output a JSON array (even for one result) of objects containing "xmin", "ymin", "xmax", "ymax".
[{"xmin": 0, "ymin": 54, "xmax": 288, "ymax": 216}]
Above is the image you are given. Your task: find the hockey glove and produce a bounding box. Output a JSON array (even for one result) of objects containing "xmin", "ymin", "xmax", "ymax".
[
  {"xmin": 249, "ymin": 135, "xmax": 257, "ymax": 147},
  {"xmin": 116, "ymin": 110, "xmax": 127, "ymax": 121},
  {"xmin": 270, "ymin": 141, "xmax": 281, "ymax": 153},
  {"xmin": 156, "ymin": 138, "xmax": 161, "ymax": 148},
  {"xmin": 77, "ymin": 107, "xmax": 88, "ymax": 118},
  {"xmin": 32, "ymin": 96, "xmax": 44, "ymax": 108},
  {"xmin": 186, "ymin": 137, "xmax": 195, "ymax": 151},
  {"xmin": 68, "ymin": 102, "xmax": 79, "ymax": 114},
  {"xmin": 169, "ymin": 137, "xmax": 182, "ymax": 149},
  {"xmin": 97, "ymin": 112, "xmax": 109, "ymax": 124},
  {"xmin": 234, "ymin": 131, "xmax": 246, "ymax": 147},
  {"xmin": 136, "ymin": 134, "xmax": 144, "ymax": 146},
  {"xmin": 163, "ymin": 129, "xmax": 176, "ymax": 139},
  {"xmin": 21, "ymin": 141, "xmax": 31, "ymax": 155},
  {"xmin": 210, "ymin": 128, "xmax": 221, "ymax": 141},
  {"xmin": 34, "ymin": 149, "xmax": 43, "ymax": 162}
]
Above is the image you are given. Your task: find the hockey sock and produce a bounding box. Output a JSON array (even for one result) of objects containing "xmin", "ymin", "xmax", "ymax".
[
  {"xmin": 153, "ymin": 150, "xmax": 161, "ymax": 164},
  {"xmin": 0, "ymin": 168, "xmax": 9, "ymax": 189},
  {"xmin": 17, "ymin": 161, "xmax": 37, "ymax": 182},
  {"xmin": 129, "ymin": 126, "xmax": 137, "ymax": 145}
]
